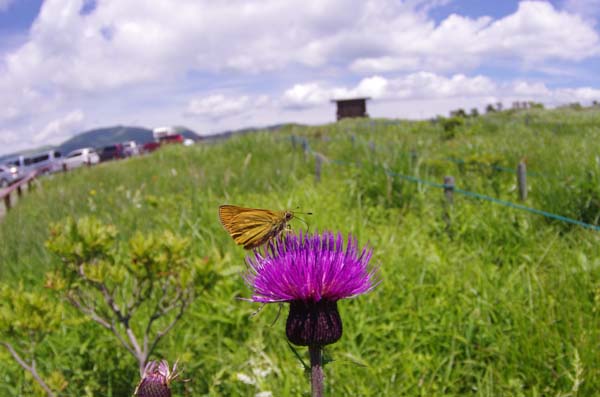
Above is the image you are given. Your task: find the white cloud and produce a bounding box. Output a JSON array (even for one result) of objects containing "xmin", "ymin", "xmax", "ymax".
[
  {"xmin": 510, "ymin": 81, "xmax": 551, "ymax": 97},
  {"xmin": 282, "ymin": 72, "xmax": 600, "ymax": 112},
  {"xmin": 2, "ymin": 0, "xmax": 596, "ymax": 99},
  {"xmin": 185, "ymin": 94, "xmax": 251, "ymax": 120},
  {"xmin": 283, "ymin": 83, "xmax": 333, "ymax": 109},
  {"xmin": 550, "ymin": 87, "xmax": 600, "ymax": 103},
  {"xmin": 33, "ymin": 110, "xmax": 85, "ymax": 144},
  {"xmin": 283, "ymin": 76, "xmax": 391, "ymax": 109},
  {"xmin": 353, "ymin": 76, "xmax": 389, "ymax": 98},
  {"xmin": 481, "ymin": 2, "xmax": 598, "ymax": 62},
  {"xmin": 350, "ymin": 56, "xmax": 421, "ymax": 73},
  {"xmin": 0, "ymin": 130, "xmax": 19, "ymax": 145},
  {"xmin": 389, "ymin": 73, "xmax": 496, "ymax": 99},
  {"xmin": 283, "ymin": 73, "xmax": 498, "ymax": 108},
  {"xmin": 353, "ymin": 1, "xmax": 599, "ymax": 73},
  {"xmin": 563, "ymin": 0, "xmax": 600, "ymax": 20}
]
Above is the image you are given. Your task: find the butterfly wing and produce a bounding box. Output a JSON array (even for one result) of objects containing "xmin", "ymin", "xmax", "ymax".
[{"xmin": 219, "ymin": 205, "xmax": 289, "ymax": 249}]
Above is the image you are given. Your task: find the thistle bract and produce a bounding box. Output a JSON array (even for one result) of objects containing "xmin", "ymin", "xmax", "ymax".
[{"xmin": 134, "ymin": 360, "xmax": 180, "ymax": 397}]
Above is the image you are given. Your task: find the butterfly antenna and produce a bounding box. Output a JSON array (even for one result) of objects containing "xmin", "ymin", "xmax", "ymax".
[
  {"xmin": 295, "ymin": 216, "xmax": 309, "ymax": 227},
  {"xmin": 294, "ymin": 206, "xmax": 313, "ymax": 216}
]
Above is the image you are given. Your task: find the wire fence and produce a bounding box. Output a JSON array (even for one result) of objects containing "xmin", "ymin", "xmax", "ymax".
[
  {"xmin": 290, "ymin": 135, "xmax": 600, "ymax": 233},
  {"xmin": 293, "ymin": 129, "xmax": 546, "ymax": 178}
]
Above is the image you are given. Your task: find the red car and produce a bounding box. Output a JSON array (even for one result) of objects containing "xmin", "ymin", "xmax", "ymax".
[
  {"xmin": 142, "ymin": 141, "xmax": 161, "ymax": 153},
  {"xmin": 142, "ymin": 134, "xmax": 184, "ymax": 153},
  {"xmin": 158, "ymin": 134, "xmax": 184, "ymax": 144}
]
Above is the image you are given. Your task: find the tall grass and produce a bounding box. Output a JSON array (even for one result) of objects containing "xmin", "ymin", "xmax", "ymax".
[{"xmin": 1, "ymin": 109, "xmax": 600, "ymax": 395}]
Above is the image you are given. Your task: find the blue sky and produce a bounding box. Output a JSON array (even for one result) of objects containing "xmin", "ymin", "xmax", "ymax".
[{"xmin": 1, "ymin": 0, "xmax": 600, "ymax": 155}]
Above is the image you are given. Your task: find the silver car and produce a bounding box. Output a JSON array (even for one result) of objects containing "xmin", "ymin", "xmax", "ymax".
[
  {"xmin": 63, "ymin": 148, "xmax": 100, "ymax": 170},
  {"xmin": 0, "ymin": 164, "xmax": 23, "ymax": 188},
  {"xmin": 122, "ymin": 140, "xmax": 140, "ymax": 157}
]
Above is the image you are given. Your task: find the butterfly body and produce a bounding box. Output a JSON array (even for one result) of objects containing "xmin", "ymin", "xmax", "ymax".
[{"xmin": 219, "ymin": 205, "xmax": 294, "ymax": 249}]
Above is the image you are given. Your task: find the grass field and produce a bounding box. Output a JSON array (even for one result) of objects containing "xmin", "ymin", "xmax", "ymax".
[{"xmin": 2, "ymin": 107, "xmax": 600, "ymax": 396}]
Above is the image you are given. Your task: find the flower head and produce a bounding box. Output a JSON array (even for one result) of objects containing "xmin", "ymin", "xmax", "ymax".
[
  {"xmin": 244, "ymin": 231, "xmax": 378, "ymax": 346},
  {"xmin": 245, "ymin": 231, "xmax": 377, "ymax": 303},
  {"xmin": 134, "ymin": 360, "xmax": 180, "ymax": 397}
]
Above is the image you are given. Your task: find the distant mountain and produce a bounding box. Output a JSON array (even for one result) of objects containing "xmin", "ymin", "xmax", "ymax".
[
  {"xmin": 198, "ymin": 123, "xmax": 305, "ymax": 141},
  {"xmin": 0, "ymin": 123, "xmax": 295, "ymax": 163},
  {"xmin": 57, "ymin": 125, "xmax": 200, "ymax": 154}
]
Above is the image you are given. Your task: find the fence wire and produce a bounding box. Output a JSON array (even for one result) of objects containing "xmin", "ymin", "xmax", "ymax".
[{"xmin": 290, "ymin": 135, "xmax": 600, "ymax": 232}]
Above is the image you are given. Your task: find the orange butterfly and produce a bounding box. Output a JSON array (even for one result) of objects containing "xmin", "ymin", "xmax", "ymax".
[{"xmin": 218, "ymin": 205, "xmax": 295, "ymax": 250}]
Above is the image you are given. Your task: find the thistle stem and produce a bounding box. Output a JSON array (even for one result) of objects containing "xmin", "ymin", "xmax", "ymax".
[{"xmin": 309, "ymin": 345, "xmax": 324, "ymax": 397}]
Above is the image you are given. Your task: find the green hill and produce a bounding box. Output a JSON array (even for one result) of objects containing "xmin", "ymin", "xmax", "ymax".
[
  {"xmin": 57, "ymin": 125, "xmax": 153, "ymax": 154},
  {"xmin": 1, "ymin": 108, "xmax": 600, "ymax": 396},
  {"xmin": 57, "ymin": 125, "xmax": 201, "ymax": 154},
  {"xmin": 0, "ymin": 124, "xmax": 298, "ymax": 163},
  {"xmin": 0, "ymin": 125, "xmax": 201, "ymax": 162}
]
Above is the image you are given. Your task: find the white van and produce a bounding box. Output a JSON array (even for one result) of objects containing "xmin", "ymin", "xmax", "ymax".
[
  {"xmin": 5, "ymin": 155, "xmax": 28, "ymax": 169},
  {"xmin": 25, "ymin": 150, "xmax": 63, "ymax": 174}
]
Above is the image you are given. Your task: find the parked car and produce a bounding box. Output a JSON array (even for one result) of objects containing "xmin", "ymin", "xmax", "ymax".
[
  {"xmin": 99, "ymin": 144, "xmax": 125, "ymax": 162},
  {"xmin": 63, "ymin": 148, "xmax": 100, "ymax": 170},
  {"xmin": 5, "ymin": 150, "xmax": 63, "ymax": 175},
  {"xmin": 0, "ymin": 164, "xmax": 23, "ymax": 188},
  {"xmin": 5, "ymin": 155, "xmax": 27, "ymax": 169},
  {"xmin": 122, "ymin": 140, "xmax": 140, "ymax": 157},
  {"xmin": 26, "ymin": 150, "xmax": 63, "ymax": 174},
  {"xmin": 141, "ymin": 141, "xmax": 161, "ymax": 154},
  {"xmin": 158, "ymin": 134, "xmax": 184, "ymax": 145}
]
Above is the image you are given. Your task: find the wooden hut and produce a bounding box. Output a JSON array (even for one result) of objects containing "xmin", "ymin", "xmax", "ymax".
[{"xmin": 331, "ymin": 97, "xmax": 370, "ymax": 120}]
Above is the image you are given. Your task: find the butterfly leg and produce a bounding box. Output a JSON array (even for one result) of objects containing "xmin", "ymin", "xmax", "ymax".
[{"xmin": 250, "ymin": 303, "xmax": 266, "ymax": 318}]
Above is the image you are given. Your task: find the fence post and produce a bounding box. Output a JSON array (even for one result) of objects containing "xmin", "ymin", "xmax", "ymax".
[
  {"xmin": 291, "ymin": 135, "xmax": 297, "ymax": 150},
  {"xmin": 386, "ymin": 173, "xmax": 393, "ymax": 204},
  {"xmin": 444, "ymin": 176, "xmax": 455, "ymax": 205},
  {"xmin": 302, "ymin": 139, "xmax": 308, "ymax": 162},
  {"xmin": 3, "ymin": 194, "xmax": 10, "ymax": 211},
  {"xmin": 443, "ymin": 176, "xmax": 455, "ymax": 234},
  {"xmin": 315, "ymin": 154, "xmax": 322, "ymax": 183},
  {"xmin": 17, "ymin": 185, "xmax": 22, "ymax": 197},
  {"xmin": 410, "ymin": 149, "xmax": 418, "ymax": 169},
  {"xmin": 517, "ymin": 162, "xmax": 527, "ymax": 201}
]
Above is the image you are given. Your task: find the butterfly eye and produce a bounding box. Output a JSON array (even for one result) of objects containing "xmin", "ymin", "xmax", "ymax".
[{"xmin": 285, "ymin": 212, "xmax": 293, "ymax": 220}]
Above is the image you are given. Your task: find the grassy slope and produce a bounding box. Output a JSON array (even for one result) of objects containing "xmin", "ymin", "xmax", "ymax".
[{"xmin": 1, "ymin": 108, "xmax": 600, "ymax": 396}]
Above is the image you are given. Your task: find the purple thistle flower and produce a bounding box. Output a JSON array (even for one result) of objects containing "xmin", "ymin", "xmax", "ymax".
[
  {"xmin": 244, "ymin": 231, "xmax": 378, "ymax": 346},
  {"xmin": 134, "ymin": 360, "xmax": 180, "ymax": 397},
  {"xmin": 245, "ymin": 231, "xmax": 377, "ymax": 303}
]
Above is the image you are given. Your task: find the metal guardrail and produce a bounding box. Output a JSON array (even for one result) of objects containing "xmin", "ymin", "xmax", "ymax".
[{"xmin": 0, "ymin": 167, "xmax": 47, "ymax": 216}]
